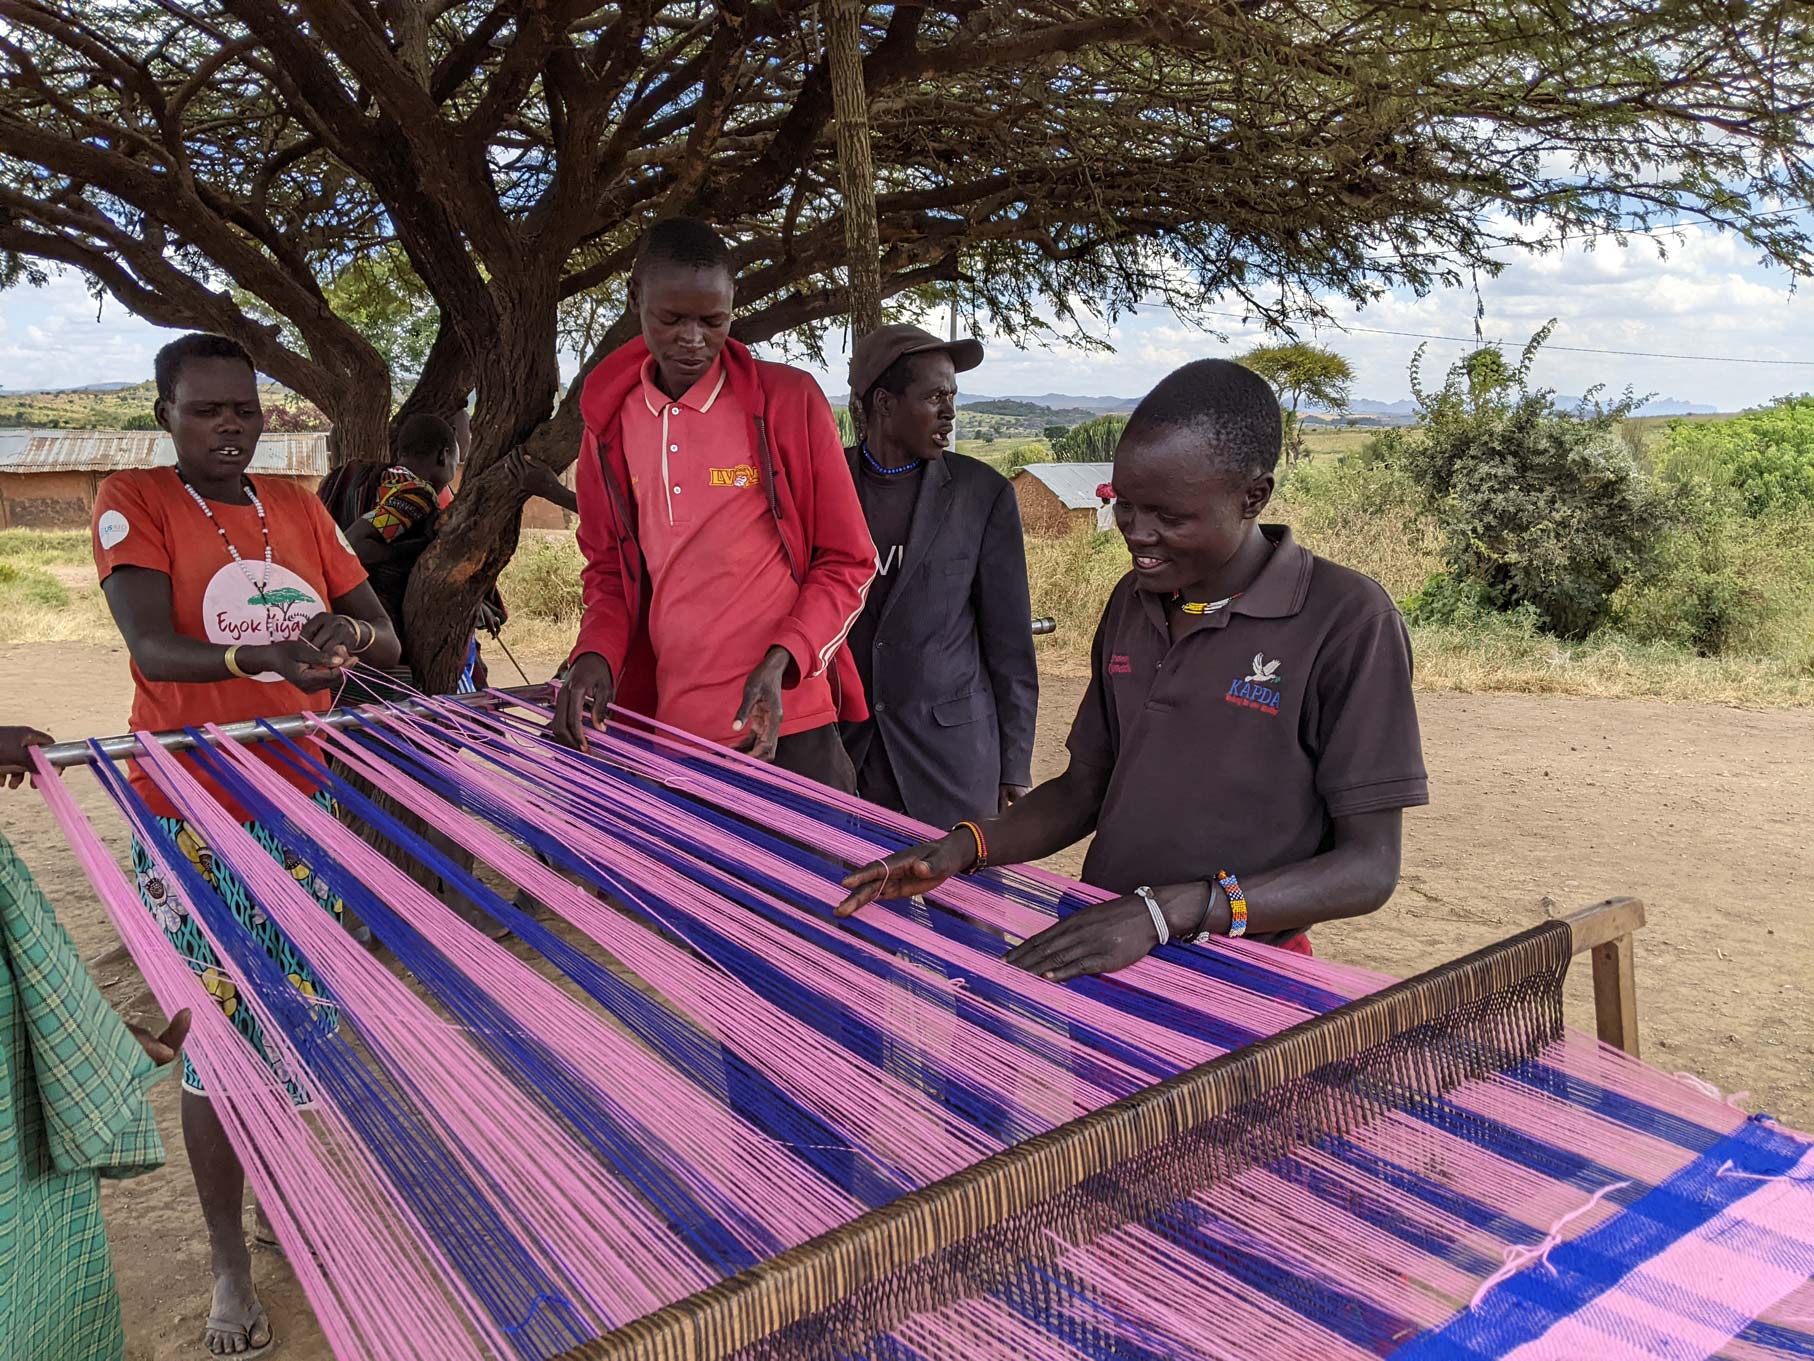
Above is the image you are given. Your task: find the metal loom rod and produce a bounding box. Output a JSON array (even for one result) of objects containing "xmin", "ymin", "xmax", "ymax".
[{"xmin": 39, "ymin": 682, "xmax": 558, "ymax": 770}]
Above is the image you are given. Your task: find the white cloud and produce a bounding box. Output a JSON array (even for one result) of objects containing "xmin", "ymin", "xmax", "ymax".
[
  {"xmin": 11, "ymin": 222, "xmax": 1814, "ymax": 412},
  {"xmin": 0, "ymin": 272, "xmax": 174, "ymax": 392}
]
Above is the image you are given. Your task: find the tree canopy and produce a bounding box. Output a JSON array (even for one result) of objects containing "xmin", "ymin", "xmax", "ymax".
[
  {"xmin": 1237, "ymin": 341, "xmax": 1354, "ymax": 462},
  {"xmin": 4, "ymin": 0, "xmax": 1813, "ymax": 682}
]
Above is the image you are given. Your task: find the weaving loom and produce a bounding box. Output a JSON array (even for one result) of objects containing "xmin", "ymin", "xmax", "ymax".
[{"xmin": 33, "ymin": 686, "xmax": 1814, "ymax": 1361}]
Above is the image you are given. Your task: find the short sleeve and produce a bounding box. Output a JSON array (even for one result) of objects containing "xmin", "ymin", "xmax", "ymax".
[
  {"xmin": 1309, "ymin": 605, "xmax": 1429, "ymax": 816},
  {"xmin": 306, "ymin": 492, "xmax": 369, "ymax": 599},
  {"xmin": 92, "ymin": 472, "xmax": 171, "ymax": 582},
  {"xmin": 1064, "ymin": 597, "xmax": 1119, "ymax": 772}
]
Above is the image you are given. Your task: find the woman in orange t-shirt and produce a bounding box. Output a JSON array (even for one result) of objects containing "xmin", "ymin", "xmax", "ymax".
[{"xmin": 92, "ymin": 333, "xmax": 399, "ymax": 1359}]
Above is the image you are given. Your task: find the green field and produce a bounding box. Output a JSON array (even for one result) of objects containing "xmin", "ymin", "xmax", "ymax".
[{"xmin": 0, "ymin": 381, "xmax": 322, "ymax": 430}]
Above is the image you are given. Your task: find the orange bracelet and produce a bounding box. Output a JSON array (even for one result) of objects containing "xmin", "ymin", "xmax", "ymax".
[{"xmin": 954, "ymin": 820, "xmax": 988, "ymax": 870}]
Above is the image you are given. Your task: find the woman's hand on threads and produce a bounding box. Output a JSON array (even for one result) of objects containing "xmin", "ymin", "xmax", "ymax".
[{"xmin": 240, "ymin": 639, "xmax": 348, "ymax": 692}]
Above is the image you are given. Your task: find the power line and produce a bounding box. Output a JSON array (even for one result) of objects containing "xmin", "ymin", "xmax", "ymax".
[{"xmin": 1197, "ymin": 310, "xmax": 1814, "ymax": 368}]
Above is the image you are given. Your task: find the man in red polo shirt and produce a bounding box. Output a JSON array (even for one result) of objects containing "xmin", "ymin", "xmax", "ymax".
[{"xmin": 553, "ymin": 219, "xmax": 875, "ymax": 789}]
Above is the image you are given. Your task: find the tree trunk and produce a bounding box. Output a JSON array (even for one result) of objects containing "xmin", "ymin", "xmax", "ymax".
[
  {"xmin": 324, "ymin": 392, "xmax": 393, "ymax": 469},
  {"xmin": 397, "ymin": 297, "xmax": 620, "ymax": 693},
  {"xmin": 826, "ymin": 0, "xmax": 882, "ymax": 337}
]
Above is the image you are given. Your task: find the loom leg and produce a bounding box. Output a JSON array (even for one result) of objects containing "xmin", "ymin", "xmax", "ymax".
[
  {"xmin": 182, "ymin": 1090, "xmax": 273, "ymax": 1355},
  {"xmin": 1591, "ymin": 934, "xmax": 1641, "ymax": 1058}
]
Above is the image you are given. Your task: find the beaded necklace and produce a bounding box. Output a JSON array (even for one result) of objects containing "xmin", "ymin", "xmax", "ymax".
[
  {"xmin": 861, "ymin": 440, "xmax": 923, "ymax": 477},
  {"xmin": 178, "ymin": 470, "xmax": 272, "ymax": 604},
  {"xmin": 1176, "ymin": 593, "xmax": 1238, "ymax": 616}
]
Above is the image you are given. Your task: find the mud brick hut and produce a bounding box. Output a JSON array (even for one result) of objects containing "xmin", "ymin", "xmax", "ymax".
[
  {"xmin": 1010, "ymin": 461, "xmax": 1115, "ymax": 537},
  {"xmin": 0, "ymin": 430, "xmax": 576, "ymax": 533},
  {"xmin": 0, "ymin": 430, "xmax": 328, "ymax": 529}
]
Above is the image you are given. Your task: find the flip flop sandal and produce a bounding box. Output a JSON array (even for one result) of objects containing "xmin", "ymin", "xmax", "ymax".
[{"xmin": 203, "ymin": 1308, "xmax": 273, "ymax": 1359}]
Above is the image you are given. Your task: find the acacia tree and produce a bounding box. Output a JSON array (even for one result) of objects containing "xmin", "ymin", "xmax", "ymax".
[
  {"xmin": 3, "ymin": 1, "xmax": 1813, "ymax": 687},
  {"xmin": 1237, "ymin": 342, "xmax": 1355, "ymax": 463}
]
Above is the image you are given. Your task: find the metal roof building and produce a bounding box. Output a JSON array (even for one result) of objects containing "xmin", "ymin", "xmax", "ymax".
[
  {"xmin": 0, "ymin": 430, "xmax": 328, "ymax": 477},
  {"xmin": 1010, "ymin": 461, "xmax": 1114, "ymax": 536},
  {"xmin": 0, "ymin": 430, "xmax": 328, "ymax": 529},
  {"xmin": 1010, "ymin": 461, "xmax": 1114, "ymax": 510}
]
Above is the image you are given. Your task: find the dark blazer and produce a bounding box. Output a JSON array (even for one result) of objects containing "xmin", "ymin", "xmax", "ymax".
[{"xmin": 844, "ymin": 448, "xmax": 1038, "ymax": 826}]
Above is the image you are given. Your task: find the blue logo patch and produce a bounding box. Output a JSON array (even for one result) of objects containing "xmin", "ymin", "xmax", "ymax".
[{"xmin": 1225, "ymin": 654, "xmax": 1285, "ymax": 716}]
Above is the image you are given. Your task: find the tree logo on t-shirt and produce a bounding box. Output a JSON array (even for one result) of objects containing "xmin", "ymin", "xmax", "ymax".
[
  {"xmin": 259, "ymin": 585, "xmax": 316, "ymax": 626},
  {"xmin": 202, "ymin": 562, "xmax": 325, "ymax": 681}
]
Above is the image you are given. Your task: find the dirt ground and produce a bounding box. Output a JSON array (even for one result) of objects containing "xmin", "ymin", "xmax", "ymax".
[{"xmin": 1, "ymin": 641, "xmax": 1807, "ymax": 1361}]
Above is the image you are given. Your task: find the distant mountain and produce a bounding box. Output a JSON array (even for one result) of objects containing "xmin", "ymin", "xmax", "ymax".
[
  {"xmin": 3, "ymin": 380, "xmax": 146, "ymax": 396},
  {"xmin": 1342, "ymin": 398, "xmax": 1420, "ymax": 417},
  {"xmin": 964, "ymin": 398, "xmax": 1099, "ymax": 424},
  {"xmin": 1305, "ymin": 393, "xmax": 1719, "ymax": 420},
  {"xmin": 958, "ymin": 392, "xmax": 1140, "ymax": 414}
]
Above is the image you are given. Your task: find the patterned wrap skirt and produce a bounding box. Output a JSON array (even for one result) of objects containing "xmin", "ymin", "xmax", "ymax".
[{"xmin": 130, "ymin": 792, "xmax": 344, "ymax": 1102}]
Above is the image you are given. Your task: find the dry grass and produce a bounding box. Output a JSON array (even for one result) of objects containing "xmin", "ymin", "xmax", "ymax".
[
  {"xmin": 1411, "ymin": 626, "xmax": 1814, "ymax": 706},
  {"xmin": 494, "ymin": 530, "xmax": 588, "ymax": 665},
  {"xmin": 1022, "ymin": 457, "xmax": 1813, "ymax": 709},
  {"xmin": 0, "ymin": 530, "xmax": 118, "ymax": 644},
  {"xmin": 3, "ymin": 504, "xmax": 1805, "ymax": 706}
]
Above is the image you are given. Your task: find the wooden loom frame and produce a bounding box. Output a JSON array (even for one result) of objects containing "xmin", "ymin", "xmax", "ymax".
[
  {"xmin": 560, "ymin": 900, "xmax": 1649, "ymax": 1361},
  {"xmin": 43, "ymin": 698, "xmax": 1651, "ymax": 1361}
]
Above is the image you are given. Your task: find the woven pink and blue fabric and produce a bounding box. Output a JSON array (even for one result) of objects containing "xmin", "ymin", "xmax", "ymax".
[{"xmin": 37, "ymin": 700, "xmax": 1814, "ymax": 1361}]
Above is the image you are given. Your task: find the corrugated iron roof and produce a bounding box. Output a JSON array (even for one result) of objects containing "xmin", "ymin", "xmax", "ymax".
[
  {"xmin": 1011, "ymin": 461, "xmax": 1115, "ymax": 510},
  {"xmin": 0, "ymin": 430, "xmax": 327, "ymax": 476}
]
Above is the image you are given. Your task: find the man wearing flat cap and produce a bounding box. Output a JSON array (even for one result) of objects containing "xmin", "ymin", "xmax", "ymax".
[{"xmin": 841, "ymin": 323, "xmax": 1038, "ymax": 825}]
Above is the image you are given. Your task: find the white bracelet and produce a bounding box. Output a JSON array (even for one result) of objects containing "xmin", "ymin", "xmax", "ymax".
[{"xmin": 1135, "ymin": 885, "xmax": 1168, "ymax": 947}]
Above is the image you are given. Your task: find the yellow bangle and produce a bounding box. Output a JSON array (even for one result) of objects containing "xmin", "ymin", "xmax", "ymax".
[{"xmin": 224, "ymin": 644, "xmax": 250, "ymax": 679}]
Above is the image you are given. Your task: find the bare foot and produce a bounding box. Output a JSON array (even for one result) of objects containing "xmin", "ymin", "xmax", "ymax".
[{"xmin": 204, "ymin": 1268, "xmax": 272, "ymax": 1356}]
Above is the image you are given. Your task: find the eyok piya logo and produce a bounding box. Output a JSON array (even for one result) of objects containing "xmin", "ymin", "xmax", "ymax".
[
  {"xmin": 201, "ymin": 562, "xmax": 323, "ymax": 682},
  {"xmin": 1225, "ymin": 653, "xmax": 1284, "ymax": 715}
]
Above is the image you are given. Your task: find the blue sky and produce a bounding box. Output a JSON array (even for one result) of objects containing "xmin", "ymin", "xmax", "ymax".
[{"xmin": 5, "ymin": 222, "xmax": 1814, "ymax": 411}]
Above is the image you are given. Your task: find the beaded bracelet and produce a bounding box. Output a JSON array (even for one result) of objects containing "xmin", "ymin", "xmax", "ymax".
[
  {"xmin": 954, "ymin": 820, "xmax": 988, "ymax": 870},
  {"xmin": 1216, "ymin": 869, "xmax": 1249, "ymax": 938}
]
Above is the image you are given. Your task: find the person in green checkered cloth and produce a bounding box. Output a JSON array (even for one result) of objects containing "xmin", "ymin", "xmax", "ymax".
[{"xmin": 1, "ymin": 724, "xmax": 190, "ymax": 1361}]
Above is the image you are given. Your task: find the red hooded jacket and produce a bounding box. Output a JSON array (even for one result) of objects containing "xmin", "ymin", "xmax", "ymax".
[{"xmin": 569, "ymin": 337, "xmax": 874, "ymax": 722}]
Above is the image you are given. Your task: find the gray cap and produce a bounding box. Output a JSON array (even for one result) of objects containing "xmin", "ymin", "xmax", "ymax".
[{"xmin": 849, "ymin": 323, "xmax": 984, "ymax": 402}]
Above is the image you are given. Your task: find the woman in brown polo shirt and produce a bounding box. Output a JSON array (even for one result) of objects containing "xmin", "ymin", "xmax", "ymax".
[{"xmin": 838, "ymin": 359, "xmax": 1427, "ymax": 981}]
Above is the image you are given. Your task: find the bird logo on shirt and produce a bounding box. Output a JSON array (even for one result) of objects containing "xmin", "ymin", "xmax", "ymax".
[{"xmin": 1246, "ymin": 654, "xmax": 1283, "ymax": 685}]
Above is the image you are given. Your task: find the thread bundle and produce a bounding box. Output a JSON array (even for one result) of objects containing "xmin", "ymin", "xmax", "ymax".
[{"xmin": 34, "ymin": 694, "xmax": 1814, "ymax": 1361}]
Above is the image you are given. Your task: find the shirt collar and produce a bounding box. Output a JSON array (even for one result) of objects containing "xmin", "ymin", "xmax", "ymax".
[
  {"xmin": 1227, "ymin": 525, "xmax": 1312, "ymax": 619},
  {"xmin": 640, "ymin": 355, "xmax": 728, "ymax": 416},
  {"xmin": 1135, "ymin": 524, "xmax": 1312, "ymax": 635}
]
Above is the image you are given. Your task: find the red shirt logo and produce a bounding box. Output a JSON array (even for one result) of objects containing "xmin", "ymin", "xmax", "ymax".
[{"xmin": 1107, "ymin": 653, "xmax": 1133, "ymax": 675}]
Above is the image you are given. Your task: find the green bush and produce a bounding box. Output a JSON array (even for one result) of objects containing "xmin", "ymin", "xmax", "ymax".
[
  {"xmin": 498, "ymin": 535, "xmax": 585, "ymax": 623},
  {"xmin": 0, "ymin": 561, "xmax": 70, "ymax": 609},
  {"xmin": 1389, "ymin": 327, "xmax": 1665, "ymax": 640},
  {"xmin": 1654, "ymin": 396, "xmax": 1814, "ymax": 514},
  {"xmin": 1051, "ymin": 414, "xmax": 1127, "ymax": 463},
  {"xmin": 1004, "ymin": 443, "xmax": 1045, "ymax": 475}
]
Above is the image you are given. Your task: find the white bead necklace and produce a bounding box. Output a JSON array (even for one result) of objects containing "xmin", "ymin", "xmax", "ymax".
[{"xmin": 178, "ymin": 471, "xmax": 272, "ymax": 604}]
